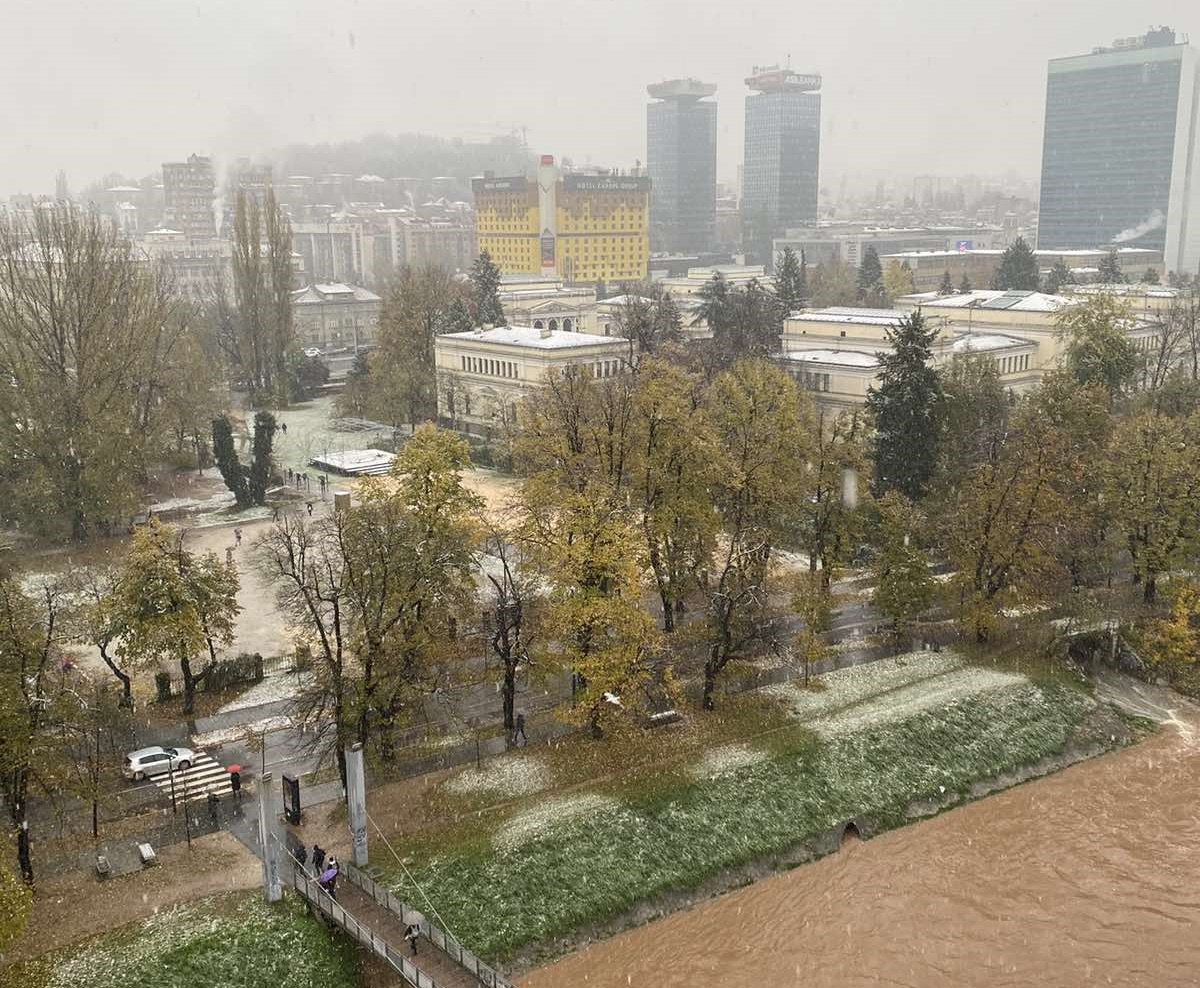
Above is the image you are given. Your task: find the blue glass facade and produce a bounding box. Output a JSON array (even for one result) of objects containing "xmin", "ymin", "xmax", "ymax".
[{"xmin": 1038, "ymin": 46, "xmax": 1184, "ymax": 252}]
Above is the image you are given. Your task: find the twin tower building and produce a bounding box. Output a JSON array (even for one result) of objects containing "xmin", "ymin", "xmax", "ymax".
[{"xmin": 647, "ymin": 68, "xmax": 821, "ymax": 258}]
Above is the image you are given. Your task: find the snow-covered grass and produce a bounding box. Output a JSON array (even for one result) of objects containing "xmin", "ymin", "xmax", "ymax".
[
  {"xmin": 444, "ymin": 755, "xmax": 551, "ymax": 801},
  {"xmin": 0, "ymin": 891, "xmax": 358, "ymax": 988},
  {"xmin": 764, "ymin": 652, "xmax": 1025, "ymax": 739},
  {"xmin": 217, "ymin": 672, "xmax": 313, "ymax": 714},
  {"xmin": 689, "ymin": 743, "xmax": 768, "ymax": 780},
  {"xmin": 385, "ymin": 665, "xmax": 1108, "ymax": 961},
  {"xmin": 493, "ymin": 793, "xmax": 618, "ymax": 852}
]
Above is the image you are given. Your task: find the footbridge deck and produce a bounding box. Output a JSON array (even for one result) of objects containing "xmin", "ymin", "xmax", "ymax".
[{"xmin": 285, "ymin": 860, "xmax": 513, "ymax": 988}]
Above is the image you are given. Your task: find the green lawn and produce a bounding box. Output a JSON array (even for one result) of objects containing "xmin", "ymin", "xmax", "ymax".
[
  {"xmin": 1, "ymin": 891, "xmax": 360, "ymax": 988},
  {"xmin": 382, "ymin": 678, "xmax": 1112, "ymax": 961}
]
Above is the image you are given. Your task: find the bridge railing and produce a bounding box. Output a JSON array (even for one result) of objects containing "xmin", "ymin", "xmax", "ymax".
[
  {"xmin": 343, "ymin": 862, "xmax": 514, "ymax": 988},
  {"xmin": 286, "ymin": 864, "xmax": 442, "ymax": 988}
]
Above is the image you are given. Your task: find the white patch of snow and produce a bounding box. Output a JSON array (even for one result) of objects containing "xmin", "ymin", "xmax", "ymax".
[
  {"xmin": 217, "ymin": 672, "xmax": 313, "ymax": 714},
  {"xmin": 192, "ymin": 715, "xmax": 291, "ymax": 749},
  {"xmin": 494, "ymin": 793, "xmax": 617, "ymax": 852},
  {"xmin": 765, "ymin": 651, "xmax": 1027, "ymax": 739},
  {"xmin": 444, "ymin": 756, "xmax": 551, "ymax": 800},
  {"xmin": 689, "ymin": 743, "xmax": 767, "ymax": 780}
]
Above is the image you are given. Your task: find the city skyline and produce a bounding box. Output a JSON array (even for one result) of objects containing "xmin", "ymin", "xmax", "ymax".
[{"xmin": 4, "ymin": 0, "xmax": 1198, "ymax": 199}]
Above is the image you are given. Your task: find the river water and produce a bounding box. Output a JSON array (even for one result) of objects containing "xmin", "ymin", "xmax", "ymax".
[{"xmin": 523, "ymin": 724, "xmax": 1199, "ymax": 988}]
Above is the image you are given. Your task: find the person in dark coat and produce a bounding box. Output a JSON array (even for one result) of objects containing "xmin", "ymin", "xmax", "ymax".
[
  {"xmin": 405, "ymin": 924, "xmax": 419, "ymax": 956},
  {"xmin": 311, "ymin": 844, "xmax": 325, "ymax": 876}
]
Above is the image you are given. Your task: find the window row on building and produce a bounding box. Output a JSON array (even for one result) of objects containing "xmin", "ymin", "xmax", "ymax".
[{"xmin": 461, "ymin": 355, "xmax": 519, "ymax": 379}]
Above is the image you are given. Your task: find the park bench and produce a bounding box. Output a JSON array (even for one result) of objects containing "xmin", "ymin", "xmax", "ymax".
[
  {"xmin": 95, "ymin": 855, "xmax": 111, "ymax": 878},
  {"xmin": 137, "ymin": 842, "xmax": 157, "ymax": 866}
]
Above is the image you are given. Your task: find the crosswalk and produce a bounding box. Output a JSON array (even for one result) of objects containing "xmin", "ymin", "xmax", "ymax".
[{"xmin": 147, "ymin": 751, "xmax": 234, "ymax": 803}]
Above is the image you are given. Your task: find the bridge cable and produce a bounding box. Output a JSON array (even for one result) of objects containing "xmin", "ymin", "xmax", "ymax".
[{"xmin": 366, "ymin": 809, "xmax": 459, "ymax": 940}]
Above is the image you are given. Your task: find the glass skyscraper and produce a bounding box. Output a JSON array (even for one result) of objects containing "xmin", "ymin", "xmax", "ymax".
[
  {"xmin": 1038, "ymin": 28, "xmax": 1200, "ymax": 276},
  {"xmin": 741, "ymin": 66, "xmax": 821, "ymax": 268},
  {"xmin": 646, "ymin": 79, "xmax": 717, "ymax": 254}
]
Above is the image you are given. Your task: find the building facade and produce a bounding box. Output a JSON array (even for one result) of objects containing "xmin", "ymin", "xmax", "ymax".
[
  {"xmin": 647, "ymin": 79, "xmax": 718, "ymax": 254},
  {"xmin": 742, "ymin": 66, "xmax": 821, "ymax": 261},
  {"xmin": 473, "ymin": 155, "xmax": 650, "ymax": 286},
  {"xmin": 1038, "ymin": 28, "xmax": 1200, "ymax": 275},
  {"xmin": 291, "ymin": 282, "xmax": 382, "ymax": 352},
  {"xmin": 434, "ymin": 325, "xmax": 633, "ymax": 433},
  {"xmin": 162, "ymin": 154, "xmax": 217, "ymax": 242}
]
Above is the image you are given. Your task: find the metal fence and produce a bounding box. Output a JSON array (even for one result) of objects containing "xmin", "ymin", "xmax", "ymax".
[
  {"xmin": 287, "ymin": 865, "xmax": 443, "ymax": 988},
  {"xmin": 343, "ymin": 862, "xmax": 515, "ymax": 988}
]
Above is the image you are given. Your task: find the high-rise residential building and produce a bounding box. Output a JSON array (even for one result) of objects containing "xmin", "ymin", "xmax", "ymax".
[
  {"xmin": 742, "ymin": 65, "xmax": 821, "ymax": 265},
  {"xmin": 473, "ymin": 155, "xmax": 649, "ymax": 287},
  {"xmin": 162, "ymin": 154, "xmax": 217, "ymax": 242},
  {"xmin": 1038, "ymin": 27, "xmax": 1200, "ymax": 275},
  {"xmin": 647, "ymin": 79, "xmax": 717, "ymax": 253}
]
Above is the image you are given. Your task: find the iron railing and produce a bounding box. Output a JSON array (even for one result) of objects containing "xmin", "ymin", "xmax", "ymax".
[{"xmin": 343, "ymin": 862, "xmax": 515, "ymax": 988}]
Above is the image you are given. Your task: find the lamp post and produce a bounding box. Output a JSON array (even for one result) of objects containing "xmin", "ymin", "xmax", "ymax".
[{"xmin": 167, "ymin": 759, "xmax": 178, "ymax": 814}]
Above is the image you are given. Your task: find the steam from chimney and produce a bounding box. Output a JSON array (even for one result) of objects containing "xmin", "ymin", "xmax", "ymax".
[{"xmin": 1112, "ymin": 209, "xmax": 1165, "ymax": 243}]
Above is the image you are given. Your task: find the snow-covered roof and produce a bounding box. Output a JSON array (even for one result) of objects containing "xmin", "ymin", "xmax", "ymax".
[
  {"xmin": 779, "ymin": 349, "xmax": 880, "ymax": 368},
  {"xmin": 292, "ymin": 283, "xmax": 381, "ymax": 304},
  {"xmin": 907, "ymin": 290, "xmax": 1074, "ymax": 312},
  {"xmin": 438, "ymin": 326, "xmax": 622, "ymax": 350},
  {"xmin": 598, "ymin": 294, "xmax": 654, "ymax": 306},
  {"xmin": 947, "ymin": 333, "xmax": 1034, "ymax": 354},
  {"xmin": 790, "ymin": 307, "xmax": 907, "ymax": 327}
]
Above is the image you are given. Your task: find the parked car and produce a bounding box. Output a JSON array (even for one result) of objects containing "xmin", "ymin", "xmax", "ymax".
[
  {"xmin": 303, "ymin": 346, "xmax": 323, "ymax": 358},
  {"xmin": 124, "ymin": 745, "xmax": 195, "ymax": 781}
]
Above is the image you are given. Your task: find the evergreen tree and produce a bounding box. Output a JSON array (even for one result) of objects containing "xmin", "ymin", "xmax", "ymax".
[
  {"xmin": 992, "ymin": 236, "xmax": 1039, "ymax": 291},
  {"xmin": 775, "ymin": 246, "xmax": 806, "ymax": 313},
  {"xmin": 470, "ymin": 250, "xmax": 505, "ymax": 325},
  {"xmin": 1141, "ymin": 267, "xmax": 1161, "ymax": 285},
  {"xmin": 446, "ymin": 294, "xmax": 474, "ymax": 333},
  {"xmin": 938, "ymin": 269, "xmax": 955, "ymax": 295},
  {"xmin": 211, "ymin": 414, "xmax": 274, "ymax": 508},
  {"xmin": 857, "ymin": 246, "xmax": 884, "ymax": 301},
  {"xmin": 247, "ymin": 411, "xmax": 277, "ymax": 505},
  {"xmin": 1044, "ymin": 260, "xmax": 1072, "ymax": 294},
  {"xmin": 798, "ymin": 248, "xmax": 808, "ymax": 301},
  {"xmin": 958, "ymin": 274, "xmax": 973, "ymax": 293},
  {"xmin": 1097, "ymin": 248, "xmax": 1124, "ymax": 284},
  {"xmin": 866, "ymin": 310, "xmax": 944, "ymax": 499}
]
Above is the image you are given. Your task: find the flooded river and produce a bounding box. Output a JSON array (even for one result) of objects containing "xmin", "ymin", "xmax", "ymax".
[{"xmin": 523, "ymin": 724, "xmax": 1199, "ymax": 988}]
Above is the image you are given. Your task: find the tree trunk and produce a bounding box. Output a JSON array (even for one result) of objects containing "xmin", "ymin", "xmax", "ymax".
[
  {"xmin": 180, "ymin": 655, "xmax": 197, "ymax": 715},
  {"xmin": 659, "ymin": 586, "xmax": 675, "ymax": 634},
  {"xmin": 99, "ymin": 645, "xmax": 133, "ymax": 708},
  {"xmin": 1144, "ymin": 573, "xmax": 1158, "ymax": 604},
  {"xmin": 701, "ymin": 657, "xmax": 719, "ymax": 711},
  {"xmin": 502, "ymin": 664, "xmax": 516, "ymax": 731}
]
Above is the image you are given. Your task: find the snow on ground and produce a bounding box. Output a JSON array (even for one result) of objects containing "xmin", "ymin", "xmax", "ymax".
[
  {"xmin": 445, "ymin": 755, "xmax": 551, "ymax": 800},
  {"xmin": 192, "ymin": 715, "xmax": 292, "ymax": 749},
  {"xmin": 217, "ymin": 672, "xmax": 313, "ymax": 714},
  {"xmin": 494, "ymin": 793, "xmax": 618, "ymax": 852},
  {"xmin": 689, "ymin": 743, "xmax": 768, "ymax": 780},
  {"xmin": 766, "ymin": 651, "xmax": 1026, "ymax": 739}
]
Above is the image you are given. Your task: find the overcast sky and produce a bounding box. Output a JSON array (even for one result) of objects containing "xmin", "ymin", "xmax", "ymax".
[{"xmin": 3, "ymin": 0, "xmax": 1196, "ymax": 197}]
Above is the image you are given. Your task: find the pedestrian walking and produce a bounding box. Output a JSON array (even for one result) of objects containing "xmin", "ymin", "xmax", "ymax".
[
  {"xmin": 293, "ymin": 843, "xmax": 308, "ymax": 870},
  {"xmin": 287, "ymin": 467, "xmax": 293, "ymax": 484},
  {"xmin": 515, "ymin": 711, "xmax": 527, "ymax": 747},
  {"xmin": 272, "ymin": 506, "xmax": 280, "ymax": 522},
  {"xmin": 311, "ymin": 844, "xmax": 325, "ymax": 876},
  {"xmin": 234, "ymin": 527, "xmax": 243, "ymax": 547},
  {"xmin": 405, "ymin": 924, "xmax": 419, "ymax": 957},
  {"xmin": 281, "ymin": 421, "xmax": 288, "ymax": 434},
  {"xmin": 306, "ymin": 501, "xmax": 314, "ymax": 516}
]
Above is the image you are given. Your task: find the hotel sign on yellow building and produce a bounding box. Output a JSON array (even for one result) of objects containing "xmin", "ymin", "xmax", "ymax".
[{"xmin": 474, "ymin": 154, "xmax": 650, "ymax": 286}]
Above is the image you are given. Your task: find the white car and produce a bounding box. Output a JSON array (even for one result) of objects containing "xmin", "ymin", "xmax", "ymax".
[
  {"xmin": 303, "ymin": 347, "xmax": 323, "ymax": 358},
  {"xmin": 124, "ymin": 745, "xmax": 196, "ymax": 781}
]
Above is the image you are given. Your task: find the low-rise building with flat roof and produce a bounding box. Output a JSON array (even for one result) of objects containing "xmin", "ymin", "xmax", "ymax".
[{"xmin": 434, "ymin": 324, "xmax": 633, "ymax": 434}]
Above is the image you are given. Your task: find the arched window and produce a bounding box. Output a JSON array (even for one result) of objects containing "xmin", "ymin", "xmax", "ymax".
[
  {"xmin": 533, "ymin": 320, "xmax": 543, "ymax": 329},
  {"xmin": 563, "ymin": 317, "xmax": 573, "ymax": 332},
  {"xmin": 549, "ymin": 319, "xmax": 558, "ymax": 331}
]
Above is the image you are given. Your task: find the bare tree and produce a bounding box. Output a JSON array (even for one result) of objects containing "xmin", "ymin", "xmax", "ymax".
[{"xmin": 482, "ymin": 523, "xmax": 537, "ymax": 731}]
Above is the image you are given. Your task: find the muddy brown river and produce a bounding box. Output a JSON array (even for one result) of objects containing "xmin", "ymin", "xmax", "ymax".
[{"xmin": 523, "ymin": 725, "xmax": 1199, "ymax": 988}]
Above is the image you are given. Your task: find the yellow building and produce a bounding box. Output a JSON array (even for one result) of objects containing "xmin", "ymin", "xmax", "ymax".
[{"xmin": 473, "ymin": 155, "xmax": 649, "ymax": 287}]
